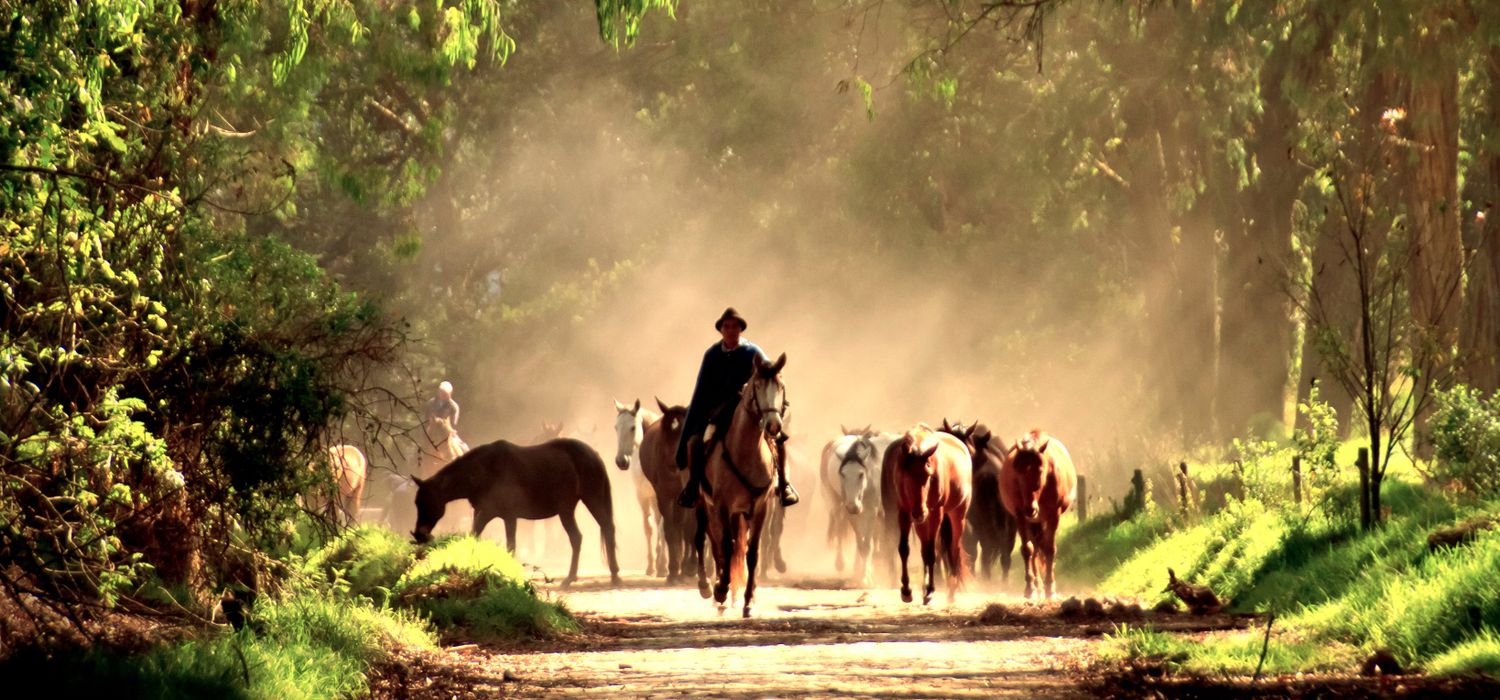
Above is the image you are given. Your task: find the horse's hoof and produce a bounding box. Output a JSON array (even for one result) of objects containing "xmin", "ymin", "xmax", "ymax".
[
  {"xmin": 698, "ymin": 581, "xmax": 712, "ymax": 599},
  {"xmin": 900, "ymin": 589, "xmax": 913, "ymax": 603},
  {"xmin": 611, "ymin": 575, "xmax": 623, "ymax": 587},
  {"xmin": 923, "ymin": 593, "xmax": 933, "ymax": 606},
  {"xmin": 561, "ymin": 577, "xmax": 577, "ymax": 589},
  {"xmin": 743, "ymin": 606, "xmax": 753, "ymax": 619},
  {"xmin": 717, "ymin": 604, "xmax": 727, "ymax": 616}
]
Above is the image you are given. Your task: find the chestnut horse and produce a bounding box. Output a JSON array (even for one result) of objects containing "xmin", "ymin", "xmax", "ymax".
[
  {"xmin": 939, "ymin": 423, "xmax": 1018, "ymax": 583},
  {"xmin": 884, "ymin": 425, "xmax": 971, "ymax": 605},
  {"xmin": 639, "ymin": 398, "xmax": 699, "ymax": 583},
  {"xmin": 1000, "ymin": 429, "xmax": 1077, "ymax": 599},
  {"xmin": 411, "ymin": 437, "xmax": 621, "ymax": 587},
  {"xmin": 313, "ymin": 444, "xmax": 368, "ymax": 526},
  {"xmin": 694, "ymin": 352, "xmax": 787, "ymax": 617}
]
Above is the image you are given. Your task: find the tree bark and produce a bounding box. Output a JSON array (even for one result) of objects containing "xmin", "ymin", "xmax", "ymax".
[
  {"xmin": 1460, "ymin": 45, "xmax": 1500, "ymax": 393},
  {"xmin": 1403, "ymin": 6, "xmax": 1465, "ymax": 449}
]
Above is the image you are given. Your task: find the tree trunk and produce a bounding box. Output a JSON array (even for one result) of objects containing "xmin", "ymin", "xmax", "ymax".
[
  {"xmin": 1460, "ymin": 45, "xmax": 1500, "ymax": 393},
  {"xmin": 1220, "ymin": 42, "xmax": 1299, "ymax": 438},
  {"xmin": 1403, "ymin": 7, "xmax": 1465, "ymax": 451}
]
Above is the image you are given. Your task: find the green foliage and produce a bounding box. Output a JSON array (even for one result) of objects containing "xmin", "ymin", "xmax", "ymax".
[
  {"xmin": 1069, "ymin": 470, "xmax": 1500, "ymax": 675},
  {"xmin": 300, "ymin": 526, "xmax": 417, "ymax": 604},
  {"xmin": 0, "ymin": 592, "xmax": 434, "ymax": 700},
  {"xmin": 1430, "ymin": 385, "xmax": 1500, "ymax": 498},
  {"xmin": 393, "ymin": 536, "xmax": 575, "ymax": 641}
]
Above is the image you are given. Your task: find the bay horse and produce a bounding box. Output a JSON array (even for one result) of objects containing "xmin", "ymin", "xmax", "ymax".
[
  {"xmin": 312, "ymin": 444, "xmax": 368, "ymax": 526},
  {"xmin": 884, "ymin": 425, "xmax": 971, "ymax": 605},
  {"xmin": 639, "ymin": 399, "xmax": 698, "ymax": 583},
  {"xmin": 614, "ymin": 399, "xmax": 667, "ymax": 577},
  {"xmin": 694, "ymin": 352, "xmax": 787, "ymax": 617},
  {"xmin": 411, "ymin": 438, "xmax": 621, "ymax": 587},
  {"xmin": 1000, "ymin": 429, "xmax": 1077, "ymax": 599},
  {"xmin": 940, "ymin": 423, "xmax": 1018, "ymax": 583}
]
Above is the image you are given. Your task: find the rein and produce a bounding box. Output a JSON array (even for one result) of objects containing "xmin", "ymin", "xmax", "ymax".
[{"xmin": 716, "ymin": 374, "xmax": 786, "ymax": 496}]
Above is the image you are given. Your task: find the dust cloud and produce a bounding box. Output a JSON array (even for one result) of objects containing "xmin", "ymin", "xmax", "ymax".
[{"xmin": 393, "ymin": 3, "xmax": 1170, "ymax": 577}]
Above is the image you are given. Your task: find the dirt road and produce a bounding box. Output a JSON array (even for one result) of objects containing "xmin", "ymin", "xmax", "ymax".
[{"xmin": 377, "ymin": 573, "xmax": 1257, "ymax": 698}]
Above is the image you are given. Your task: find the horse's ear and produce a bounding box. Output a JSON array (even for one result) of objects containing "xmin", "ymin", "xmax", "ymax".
[
  {"xmin": 861, "ymin": 424, "xmax": 872, "ymax": 436},
  {"xmin": 772, "ymin": 353, "xmax": 787, "ymax": 373},
  {"xmin": 1037, "ymin": 437, "xmax": 1049, "ymax": 453},
  {"xmin": 411, "ymin": 475, "xmax": 425, "ymax": 487},
  {"xmin": 753, "ymin": 353, "xmax": 766, "ymax": 370},
  {"xmin": 632, "ymin": 398, "xmax": 641, "ymax": 413},
  {"xmin": 841, "ymin": 424, "xmax": 849, "ymax": 435},
  {"xmin": 656, "ymin": 397, "xmax": 669, "ymax": 414},
  {"xmin": 920, "ymin": 443, "xmax": 940, "ymax": 461},
  {"xmin": 614, "ymin": 399, "xmax": 627, "ymax": 412},
  {"xmin": 941, "ymin": 418, "xmax": 952, "ymax": 431}
]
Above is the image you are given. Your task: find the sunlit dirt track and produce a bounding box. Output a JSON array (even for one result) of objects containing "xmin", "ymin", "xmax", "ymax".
[{"xmin": 376, "ymin": 572, "xmax": 1257, "ymax": 699}]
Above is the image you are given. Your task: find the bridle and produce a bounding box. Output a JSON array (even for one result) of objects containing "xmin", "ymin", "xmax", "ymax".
[
  {"xmin": 717, "ymin": 371, "xmax": 788, "ymax": 496},
  {"xmin": 837, "ymin": 436, "xmax": 874, "ymax": 478}
]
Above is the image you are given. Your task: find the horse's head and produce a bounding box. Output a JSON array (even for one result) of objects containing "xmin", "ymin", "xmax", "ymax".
[
  {"xmin": 836, "ymin": 435, "xmax": 876, "ymax": 515},
  {"xmin": 747, "ymin": 352, "xmax": 788, "ymax": 438},
  {"xmin": 613, "ymin": 398, "xmax": 642, "ymax": 470},
  {"xmin": 1010, "ymin": 430, "xmax": 1053, "ymax": 521},
  {"xmin": 967, "ymin": 423, "xmax": 1005, "ymax": 467},
  {"xmin": 656, "ymin": 398, "xmax": 688, "ymax": 440},
  {"xmin": 897, "ymin": 429, "xmax": 941, "ymax": 525},
  {"xmin": 410, "ymin": 475, "xmax": 444, "ymax": 544}
]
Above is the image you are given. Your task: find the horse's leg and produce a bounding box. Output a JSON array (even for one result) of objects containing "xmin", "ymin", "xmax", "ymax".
[
  {"xmin": 1000, "ymin": 515, "xmax": 1017, "ymax": 584},
  {"xmin": 503, "ymin": 518, "xmax": 518, "ymax": 554},
  {"xmin": 557, "ymin": 509, "xmax": 583, "ymax": 587},
  {"xmin": 898, "ymin": 511, "xmax": 913, "ymax": 603},
  {"xmin": 920, "ymin": 530, "xmax": 937, "ymax": 606},
  {"xmin": 714, "ymin": 507, "xmax": 733, "ymax": 606},
  {"xmin": 963, "ymin": 523, "xmax": 981, "ymax": 581},
  {"xmin": 1042, "ymin": 520, "xmax": 1059, "ymax": 599},
  {"xmin": 471, "ymin": 508, "xmax": 494, "ymax": 539},
  {"xmin": 1020, "ymin": 522, "xmax": 1037, "ymax": 599},
  {"xmin": 642, "ymin": 498, "xmax": 658, "ymax": 577},
  {"xmin": 744, "ymin": 508, "xmax": 765, "ymax": 618},
  {"xmin": 694, "ymin": 506, "xmax": 712, "ymax": 599}
]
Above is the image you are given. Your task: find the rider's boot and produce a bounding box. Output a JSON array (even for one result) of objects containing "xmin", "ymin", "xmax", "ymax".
[
  {"xmin": 677, "ymin": 438, "xmax": 708, "ymax": 508},
  {"xmin": 775, "ymin": 435, "xmax": 800, "ymax": 507}
]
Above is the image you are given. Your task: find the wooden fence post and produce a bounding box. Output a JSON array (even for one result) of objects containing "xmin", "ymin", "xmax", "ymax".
[
  {"xmin": 1076, "ymin": 475, "xmax": 1088, "ymax": 521},
  {"xmin": 1292, "ymin": 456, "xmax": 1302, "ymax": 505}
]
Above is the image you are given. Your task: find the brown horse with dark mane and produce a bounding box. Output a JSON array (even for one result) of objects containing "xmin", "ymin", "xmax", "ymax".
[
  {"xmin": 1000, "ymin": 429, "xmax": 1076, "ymax": 599},
  {"xmin": 884, "ymin": 425, "xmax": 971, "ymax": 605},
  {"xmin": 694, "ymin": 352, "xmax": 787, "ymax": 617},
  {"xmin": 640, "ymin": 398, "xmax": 699, "ymax": 583},
  {"xmin": 411, "ymin": 437, "xmax": 621, "ymax": 587}
]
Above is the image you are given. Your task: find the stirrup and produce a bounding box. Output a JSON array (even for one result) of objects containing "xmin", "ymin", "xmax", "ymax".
[{"xmin": 779, "ymin": 482, "xmax": 800, "ymax": 507}]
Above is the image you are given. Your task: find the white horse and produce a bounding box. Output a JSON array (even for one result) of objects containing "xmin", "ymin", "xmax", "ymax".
[
  {"xmin": 822, "ymin": 430, "xmax": 899, "ymax": 586},
  {"xmin": 615, "ymin": 399, "xmax": 667, "ymax": 577}
]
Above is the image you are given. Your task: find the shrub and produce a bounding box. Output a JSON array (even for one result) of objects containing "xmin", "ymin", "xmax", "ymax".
[{"xmin": 1430, "ymin": 385, "xmax": 1500, "ymax": 498}]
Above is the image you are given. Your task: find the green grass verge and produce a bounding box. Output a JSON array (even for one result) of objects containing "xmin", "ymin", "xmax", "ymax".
[
  {"xmin": 1067, "ymin": 473, "xmax": 1500, "ymax": 676},
  {"xmin": 0, "ymin": 593, "xmax": 434, "ymax": 700}
]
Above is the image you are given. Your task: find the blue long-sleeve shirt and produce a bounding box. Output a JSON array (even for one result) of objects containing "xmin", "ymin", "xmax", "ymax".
[{"xmin": 675, "ymin": 339, "xmax": 771, "ymax": 467}]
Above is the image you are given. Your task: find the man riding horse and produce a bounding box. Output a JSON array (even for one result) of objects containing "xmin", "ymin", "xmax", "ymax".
[
  {"xmin": 676, "ymin": 308, "xmax": 800, "ymax": 509},
  {"xmin": 427, "ymin": 380, "xmax": 460, "ymax": 428}
]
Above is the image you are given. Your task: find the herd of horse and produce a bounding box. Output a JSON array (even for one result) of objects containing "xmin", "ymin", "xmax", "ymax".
[{"xmin": 314, "ymin": 353, "xmax": 1078, "ymax": 617}]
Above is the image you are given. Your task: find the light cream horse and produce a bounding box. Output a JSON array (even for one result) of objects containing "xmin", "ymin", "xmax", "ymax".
[
  {"xmin": 614, "ymin": 399, "xmax": 667, "ymax": 577},
  {"xmin": 311, "ymin": 445, "xmax": 368, "ymax": 526}
]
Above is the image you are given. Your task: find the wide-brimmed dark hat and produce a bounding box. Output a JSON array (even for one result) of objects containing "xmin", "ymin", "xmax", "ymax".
[{"xmin": 714, "ymin": 307, "xmax": 748, "ymax": 331}]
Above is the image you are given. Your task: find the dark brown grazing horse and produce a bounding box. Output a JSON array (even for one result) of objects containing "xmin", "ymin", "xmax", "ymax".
[
  {"xmin": 884, "ymin": 425, "xmax": 971, "ymax": 605},
  {"xmin": 695, "ymin": 352, "xmax": 787, "ymax": 617},
  {"xmin": 1000, "ymin": 429, "xmax": 1077, "ymax": 599},
  {"xmin": 640, "ymin": 398, "xmax": 699, "ymax": 584},
  {"xmin": 940, "ymin": 423, "xmax": 1018, "ymax": 583},
  {"xmin": 411, "ymin": 438, "xmax": 621, "ymax": 587}
]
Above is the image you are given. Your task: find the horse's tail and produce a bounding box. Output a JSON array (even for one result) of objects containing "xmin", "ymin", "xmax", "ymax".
[
  {"xmin": 730, "ymin": 512, "xmax": 748, "ymax": 593},
  {"xmin": 942, "ymin": 515, "xmax": 972, "ymax": 588}
]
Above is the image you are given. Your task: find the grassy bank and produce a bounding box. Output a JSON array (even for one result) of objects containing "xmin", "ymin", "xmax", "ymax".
[
  {"xmin": 1059, "ymin": 472, "xmax": 1500, "ymax": 676},
  {"xmin": 0, "ymin": 527, "xmax": 572, "ymax": 699}
]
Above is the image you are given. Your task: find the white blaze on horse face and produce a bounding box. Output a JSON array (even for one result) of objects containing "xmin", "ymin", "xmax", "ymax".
[
  {"xmin": 839, "ymin": 443, "xmax": 868, "ymax": 516},
  {"xmin": 754, "ymin": 375, "xmax": 784, "ymax": 435}
]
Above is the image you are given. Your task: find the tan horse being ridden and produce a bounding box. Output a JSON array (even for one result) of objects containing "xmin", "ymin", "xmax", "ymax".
[
  {"xmin": 311, "ymin": 445, "xmax": 368, "ymax": 526},
  {"xmin": 418, "ymin": 415, "xmax": 468, "ymax": 478},
  {"xmin": 694, "ymin": 352, "xmax": 788, "ymax": 617}
]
